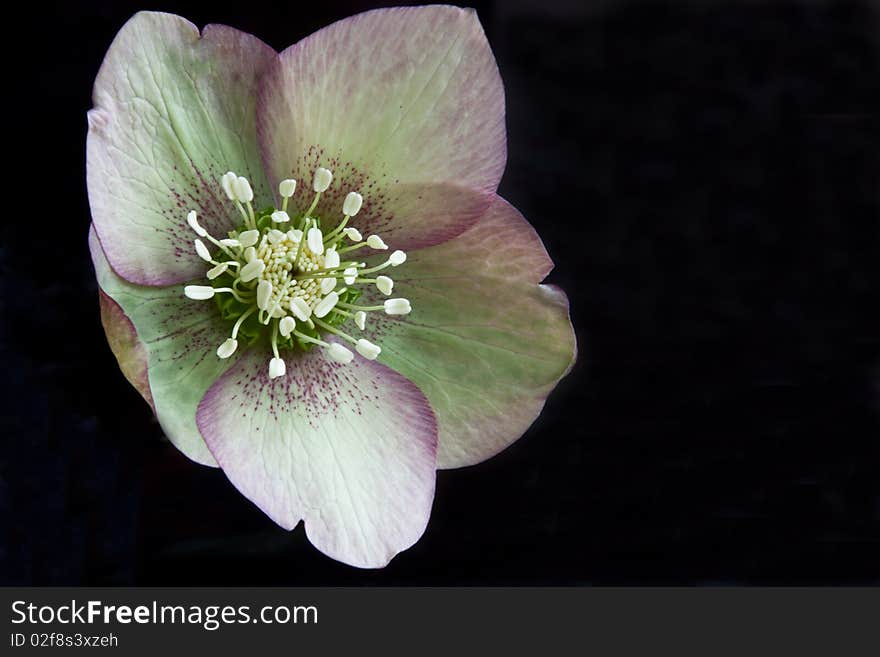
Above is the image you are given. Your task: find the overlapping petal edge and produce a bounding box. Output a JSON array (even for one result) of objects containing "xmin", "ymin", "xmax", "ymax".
[{"xmin": 88, "ymin": 6, "xmax": 576, "ymax": 567}]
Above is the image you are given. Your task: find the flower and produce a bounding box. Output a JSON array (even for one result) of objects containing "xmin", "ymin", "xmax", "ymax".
[{"xmin": 88, "ymin": 7, "xmax": 576, "ymax": 568}]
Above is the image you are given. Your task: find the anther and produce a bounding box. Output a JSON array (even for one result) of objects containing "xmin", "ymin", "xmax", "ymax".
[
  {"xmin": 367, "ymin": 235, "xmax": 388, "ymax": 250},
  {"xmin": 314, "ymin": 292, "xmax": 339, "ymax": 318},
  {"xmin": 313, "ymin": 167, "xmax": 332, "ymax": 192},
  {"xmin": 344, "ymin": 227, "xmax": 362, "ymax": 242},
  {"xmin": 320, "ymin": 277, "xmax": 337, "ymax": 295},
  {"xmin": 240, "ymin": 259, "xmax": 265, "ymax": 282},
  {"xmin": 389, "ymin": 250, "xmax": 407, "ymax": 266},
  {"xmin": 354, "ymin": 311, "xmax": 366, "ymax": 330},
  {"xmin": 187, "ymin": 210, "xmax": 207, "ymax": 237},
  {"xmin": 233, "ymin": 176, "xmax": 254, "ymax": 203},
  {"xmin": 279, "ymin": 179, "xmax": 297, "ymax": 198},
  {"xmin": 376, "ymin": 275, "xmax": 394, "ymax": 295},
  {"xmin": 221, "ymin": 171, "xmax": 238, "ymax": 200},
  {"xmin": 384, "ymin": 298, "xmax": 412, "ymax": 315},
  {"xmin": 195, "ymin": 239, "xmax": 212, "ymax": 262},
  {"xmin": 256, "ymin": 280, "xmax": 273, "ymax": 310},
  {"xmin": 217, "ymin": 338, "xmax": 238, "ymax": 359},
  {"xmin": 307, "ymin": 227, "xmax": 324, "ymax": 255},
  {"xmin": 238, "ymin": 230, "xmax": 260, "ymax": 248},
  {"xmin": 268, "ymin": 229, "xmax": 286, "ymax": 244},
  {"xmin": 343, "ymin": 267, "xmax": 358, "ymax": 285},
  {"xmin": 343, "ymin": 192, "xmax": 363, "ymax": 216},
  {"xmin": 356, "ymin": 339, "xmax": 381, "ymax": 360},
  {"xmin": 324, "ymin": 248, "xmax": 340, "ymax": 269},
  {"xmin": 290, "ymin": 297, "xmax": 312, "ymax": 321},
  {"xmin": 269, "ymin": 357, "xmax": 286, "ymax": 379},
  {"xmin": 326, "ymin": 342, "xmax": 354, "ymax": 364},
  {"xmin": 271, "ymin": 210, "xmax": 290, "ymax": 224},
  {"xmin": 207, "ymin": 263, "xmax": 228, "ymax": 279},
  {"xmin": 279, "ymin": 316, "xmax": 296, "ymax": 338},
  {"xmin": 184, "ymin": 285, "xmax": 216, "ymax": 300}
]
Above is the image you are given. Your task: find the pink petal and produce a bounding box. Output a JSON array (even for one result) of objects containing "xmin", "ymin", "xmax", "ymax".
[
  {"xmin": 257, "ymin": 6, "xmax": 506, "ymax": 241},
  {"xmin": 87, "ymin": 12, "xmax": 275, "ymax": 286},
  {"xmin": 196, "ymin": 345, "xmax": 438, "ymax": 568},
  {"xmin": 98, "ymin": 289, "xmax": 154, "ymax": 412}
]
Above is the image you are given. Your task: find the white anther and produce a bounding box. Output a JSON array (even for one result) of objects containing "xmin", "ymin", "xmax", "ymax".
[
  {"xmin": 367, "ymin": 235, "xmax": 388, "ymax": 250},
  {"xmin": 343, "ymin": 191, "xmax": 363, "ymax": 216},
  {"xmin": 194, "ymin": 239, "xmax": 212, "ymax": 262},
  {"xmin": 287, "ymin": 229, "xmax": 303, "ymax": 243},
  {"xmin": 233, "ymin": 176, "xmax": 254, "ymax": 203},
  {"xmin": 269, "ymin": 357, "xmax": 286, "ymax": 379},
  {"xmin": 271, "ymin": 306, "xmax": 286, "ymax": 318},
  {"xmin": 184, "ymin": 285, "xmax": 215, "ymax": 300},
  {"xmin": 326, "ymin": 342, "xmax": 354, "ymax": 364},
  {"xmin": 354, "ymin": 311, "xmax": 366, "ymax": 330},
  {"xmin": 320, "ymin": 277, "xmax": 337, "ymax": 295},
  {"xmin": 290, "ymin": 297, "xmax": 312, "ymax": 321},
  {"xmin": 187, "ymin": 210, "xmax": 207, "ymax": 237},
  {"xmin": 239, "ymin": 259, "xmax": 265, "ymax": 282},
  {"xmin": 314, "ymin": 292, "xmax": 339, "ymax": 318},
  {"xmin": 221, "ymin": 171, "xmax": 238, "ymax": 200},
  {"xmin": 257, "ymin": 280, "xmax": 273, "ymax": 310},
  {"xmin": 384, "ymin": 298, "xmax": 411, "ymax": 315},
  {"xmin": 278, "ymin": 179, "xmax": 297, "ymax": 198},
  {"xmin": 207, "ymin": 263, "xmax": 229, "ymax": 280},
  {"xmin": 237, "ymin": 230, "xmax": 259, "ymax": 248},
  {"xmin": 220, "ymin": 238, "xmax": 241, "ymax": 248},
  {"xmin": 271, "ymin": 210, "xmax": 290, "ymax": 224},
  {"xmin": 243, "ymin": 246, "xmax": 257, "ymax": 263},
  {"xmin": 217, "ymin": 338, "xmax": 238, "ymax": 359},
  {"xmin": 376, "ymin": 275, "xmax": 394, "ymax": 295},
  {"xmin": 343, "ymin": 267, "xmax": 358, "ymax": 285},
  {"xmin": 279, "ymin": 316, "xmax": 296, "ymax": 338},
  {"xmin": 324, "ymin": 248, "xmax": 340, "ymax": 269},
  {"xmin": 344, "ymin": 227, "xmax": 363, "ymax": 242},
  {"xmin": 356, "ymin": 339, "xmax": 381, "ymax": 360},
  {"xmin": 307, "ymin": 227, "xmax": 324, "ymax": 255},
  {"xmin": 313, "ymin": 167, "xmax": 332, "ymax": 192},
  {"xmin": 268, "ymin": 229, "xmax": 286, "ymax": 244},
  {"xmin": 389, "ymin": 250, "xmax": 407, "ymax": 266}
]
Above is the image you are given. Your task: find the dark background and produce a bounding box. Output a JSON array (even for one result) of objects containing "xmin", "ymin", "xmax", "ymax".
[{"xmin": 2, "ymin": 0, "xmax": 878, "ymax": 584}]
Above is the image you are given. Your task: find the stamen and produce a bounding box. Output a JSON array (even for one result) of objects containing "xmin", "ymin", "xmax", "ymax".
[
  {"xmin": 271, "ymin": 210, "xmax": 290, "ymax": 224},
  {"xmin": 356, "ymin": 339, "xmax": 381, "ymax": 360},
  {"xmin": 233, "ymin": 176, "xmax": 253, "ymax": 203},
  {"xmin": 367, "ymin": 235, "xmax": 388, "ymax": 250},
  {"xmin": 290, "ymin": 297, "xmax": 311, "ymax": 321},
  {"xmin": 207, "ymin": 263, "xmax": 229, "ymax": 279},
  {"xmin": 343, "ymin": 227, "xmax": 362, "ymax": 242},
  {"xmin": 184, "ymin": 285, "xmax": 215, "ymax": 300},
  {"xmin": 238, "ymin": 230, "xmax": 260, "ymax": 248},
  {"xmin": 194, "ymin": 239, "xmax": 212, "ymax": 262},
  {"xmin": 187, "ymin": 210, "xmax": 207, "ymax": 237},
  {"xmin": 343, "ymin": 191, "xmax": 363, "ymax": 217},
  {"xmin": 269, "ymin": 358, "xmax": 286, "ymax": 379},
  {"xmin": 389, "ymin": 250, "xmax": 407, "ymax": 266},
  {"xmin": 326, "ymin": 342, "xmax": 354, "ymax": 364},
  {"xmin": 354, "ymin": 311, "xmax": 366, "ymax": 330},
  {"xmin": 307, "ymin": 226, "xmax": 325, "ymax": 255},
  {"xmin": 313, "ymin": 291, "xmax": 339, "ymax": 318},
  {"xmin": 343, "ymin": 267, "xmax": 358, "ymax": 285},
  {"xmin": 221, "ymin": 172, "xmax": 238, "ymax": 200},
  {"xmin": 313, "ymin": 167, "xmax": 332, "ymax": 192},
  {"xmin": 376, "ymin": 275, "xmax": 393, "ymax": 295},
  {"xmin": 384, "ymin": 298, "xmax": 412, "ymax": 315},
  {"xmin": 279, "ymin": 178, "xmax": 297, "ymax": 199},
  {"xmin": 239, "ymin": 259, "xmax": 265, "ymax": 282},
  {"xmin": 217, "ymin": 338, "xmax": 238, "ymax": 359},
  {"xmin": 320, "ymin": 277, "xmax": 337, "ymax": 295},
  {"xmin": 279, "ymin": 316, "xmax": 296, "ymax": 338}
]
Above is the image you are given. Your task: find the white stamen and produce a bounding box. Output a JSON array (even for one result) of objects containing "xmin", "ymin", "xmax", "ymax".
[
  {"xmin": 290, "ymin": 297, "xmax": 312, "ymax": 321},
  {"xmin": 320, "ymin": 277, "xmax": 337, "ymax": 295},
  {"xmin": 376, "ymin": 275, "xmax": 393, "ymax": 295},
  {"xmin": 279, "ymin": 179, "xmax": 297, "ymax": 198},
  {"xmin": 269, "ymin": 357, "xmax": 286, "ymax": 379},
  {"xmin": 268, "ymin": 229, "xmax": 286, "ymax": 244},
  {"xmin": 314, "ymin": 291, "xmax": 339, "ymax": 318},
  {"xmin": 233, "ymin": 176, "xmax": 254, "ymax": 203},
  {"xmin": 384, "ymin": 298, "xmax": 411, "ymax": 315},
  {"xmin": 271, "ymin": 306, "xmax": 286, "ymax": 318},
  {"xmin": 343, "ymin": 191, "xmax": 363, "ymax": 216},
  {"xmin": 279, "ymin": 316, "xmax": 296, "ymax": 338},
  {"xmin": 271, "ymin": 210, "xmax": 290, "ymax": 224},
  {"xmin": 243, "ymin": 246, "xmax": 257, "ymax": 263},
  {"xmin": 207, "ymin": 263, "xmax": 229, "ymax": 279},
  {"xmin": 389, "ymin": 250, "xmax": 407, "ymax": 266},
  {"xmin": 326, "ymin": 342, "xmax": 354, "ymax": 364},
  {"xmin": 307, "ymin": 227, "xmax": 324, "ymax": 255},
  {"xmin": 367, "ymin": 235, "xmax": 388, "ymax": 250},
  {"xmin": 219, "ymin": 239, "xmax": 240, "ymax": 249},
  {"xmin": 324, "ymin": 248, "xmax": 340, "ymax": 269},
  {"xmin": 240, "ymin": 259, "xmax": 265, "ymax": 282},
  {"xmin": 343, "ymin": 267, "xmax": 358, "ymax": 285},
  {"xmin": 194, "ymin": 239, "xmax": 212, "ymax": 262},
  {"xmin": 354, "ymin": 311, "xmax": 366, "ymax": 330},
  {"xmin": 344, "ymin": 227, "xmax": 362, "ymax": 242},
  {"xmin": 313, "ymin": 167, "xmax": 332, "ymax": 192},
  {"xmin": 287, "ymin": 229, "xmax": 303, "ymax": 243},
  {"xmin": 257, "ymin": 280, "xmax": 273, "ymax": 310},
  {"xmin": 238, "ymin": 230, "xmax": 260, "ymax": 248},
  {"xmin": 187, "ymin": 210, "xmax": 207, "ymax": 237},
  {"xmin": 217, "ymin": 338, "xmax": 238, "ymax": 359},
  {"xmin": 184, "ymin": 285, "xmax": 215, "ymax": 300},
  {"xmin": 221, "ymin": 171, "xmax": 238, "ymax": 200},
  {"xmin": 356, "ymin": 339, "xmax": 381, "ymax": 360}
]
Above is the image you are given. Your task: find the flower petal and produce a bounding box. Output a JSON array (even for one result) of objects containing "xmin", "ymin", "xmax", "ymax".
[
  {"xmin": 258, "ymin": 6, "xmax": 506, "ymax": 218},
  {"xmin": 98, "ymin": 289, "xmax": 154, "ymax": 412},
  {"xmin": 196, "ymin": 345, "xmax": 438, "ymax": 568},
  {"xmin": 90, "ymin": 225, "xmax": 233, "ymax": 467},
  {"xmin": 364, "ymin": 196, "xmax": 576, "ymax": 468},
  {"xmin": 87, "ymin": 12, "xmax": 276, "ymax": 286}
]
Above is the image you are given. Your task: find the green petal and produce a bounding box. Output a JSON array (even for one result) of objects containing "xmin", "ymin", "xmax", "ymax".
[
  {"xmin": 98, "ymin": 289, "xmax": 154, "ymax": 412},
  {"xmin": 88, "ymin": 12, "xmax": 275, "ymax": 286},
  {"xmin": 90, "ymin": 225, "xmax": 234, "ymax": 467},
  {"xmin": 366, "ymin": 197, "xmax": 576, "ymax": 468}
]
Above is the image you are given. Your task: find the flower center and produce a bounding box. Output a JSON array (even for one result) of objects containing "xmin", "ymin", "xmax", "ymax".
[{"xmin": 182, "ymin": 167, "xmax": 411, "ymax": 379}]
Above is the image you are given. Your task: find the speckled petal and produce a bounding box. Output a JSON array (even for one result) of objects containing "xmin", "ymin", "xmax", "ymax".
[
  {"xmin": 196, "ymin": 344, "xmax": 438, "ymax": 568},
  {"xmin": 87, "ymin": 11, "xmax": 275, "ymax": 286},
  {"xmin": 90, "ymin": 225, "xmax": 233, "ymax": 467},
  {"xmin": 258, "ymin": 6, "xmax": 506, "ymax": 241},
  {"xmin": 363, "ymin": 196, "xmax": 576, "ymax": 468}
]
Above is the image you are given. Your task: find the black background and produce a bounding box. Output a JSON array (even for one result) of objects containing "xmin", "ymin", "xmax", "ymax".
[{"xmin": 2, "ymin": 0, "xmax": 878, "ymax": 584}]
